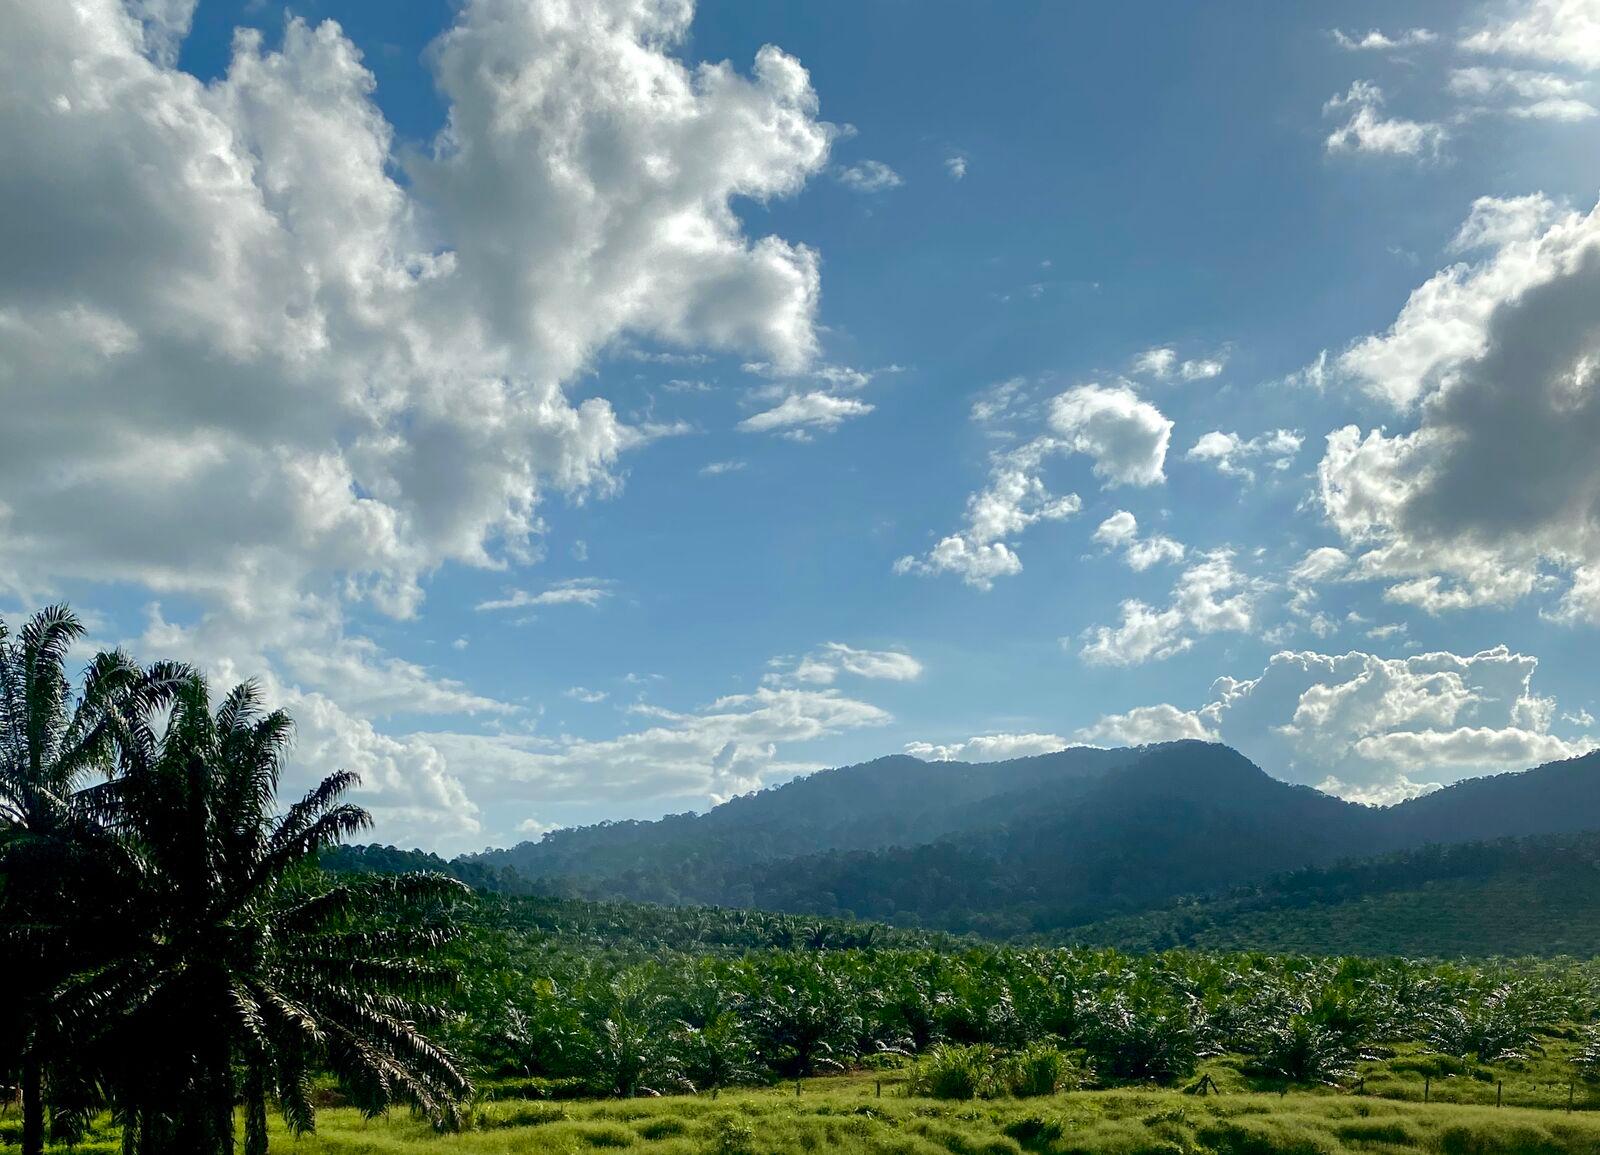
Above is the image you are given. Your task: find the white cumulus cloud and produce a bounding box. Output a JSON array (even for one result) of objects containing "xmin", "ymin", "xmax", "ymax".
[
  {"xmin": 1048, "ymin": 384, "xmax": 1173, "ymax": 487},
  {"xmin": 0, "ymin": 0, "xmax": 838, "ymax": 846},
  {"xmin": 895, "ymin": 436, "xmax": 1082, "ymax": 589},
  {"xmin": 1130, "ymin": 346, "xmax": 1226, "ymax": 381},
  {"xmin": 1081, "ymin": 646, "xmax": 1594, "ymax": 799},
  {"xmin": 1132, "ymin": 347, "xmax": 1178, "ymax": 377},
  {"xmin": 1319, "ymin": 193, "xmax": 1600, "ymax": 620},
  {"xmin": 1077, "ymin": 704, "xmax": 1218, "ymax": 746},
  {"xmin": 1077, "ymin": 550, "xmax": 1261, "ymax": 665},
  {"xmin": 1186, "ymin": 429, "xmax": 1303, "ymax": 482},
  {"xmin": 1092, "ymin": 510, "xmax": 1186, "ymax": 571},
  {"xmin": 1460, "ymin": 0, "xmax": 1600, "ymax": 71},
  {"xmin": 418, "ymin": 682, "xmax": 895, "ymax": 826},
  {"xmin": 1324, "ymin": 81, "xmax": 1447, "ymax": 157},
  {"xmin": 835, "ymin": 159, "xmax": 902, "ymax": 192},
  {"xmin": 904, "ymin": 733, "xmax": 1069, "ymax": 761}
]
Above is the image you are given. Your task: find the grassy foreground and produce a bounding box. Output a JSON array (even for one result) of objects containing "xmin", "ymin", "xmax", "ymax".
[
  {"xmin": 38, "ymin": 1074, "xmax": 1600, "ymax": 1155},
  {"xmin": 288, "ymin": 1083, "xmax": 1600, "ymax": 1155}
]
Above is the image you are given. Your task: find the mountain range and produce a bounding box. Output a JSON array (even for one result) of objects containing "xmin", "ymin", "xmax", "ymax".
[{"xmin": 464, "ymin": 740, "xmax": 1600, "ymax": 937}]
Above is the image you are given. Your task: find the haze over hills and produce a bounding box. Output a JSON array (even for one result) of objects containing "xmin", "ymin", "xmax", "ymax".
[{"xmin": 462, "ymin": 741, "xmax": 1600, "ymax": 936}]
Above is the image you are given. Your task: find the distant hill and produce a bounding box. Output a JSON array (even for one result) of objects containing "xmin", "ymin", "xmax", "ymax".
[
  {"xmin": 321, "ymin": 843, "xmax": 531, "ymax": 893},
  {"xmin": 480, "ymin": 746, "xmax": 1137, "ymax": 882},
  {"xmin": 1062, "ymin": 830, "xmax": 1600, "ymax": 957},
  {"xmin": 330, "ymin": 830, "xmax": 1600, "ymax": 959},
  {"xmin": 637, "ymin": 743, "xmax": 1382, "ymax": 936},
  {"xmin": 464, "ymin": 742, "xmax": 1600, "ymax": 937},
  {"xmin": 1385, "ymin": 756, "xmax": 1600, "ymax": 845}
]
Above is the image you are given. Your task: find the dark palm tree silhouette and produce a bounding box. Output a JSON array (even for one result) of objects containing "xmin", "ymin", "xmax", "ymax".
[
  {"xmin": 97, "ymin": 676, "xmax": 473, "ymax": 1153},
  {"xmin": 0, "ymin": 606, "xmax": 187, "ymax": 1155}
]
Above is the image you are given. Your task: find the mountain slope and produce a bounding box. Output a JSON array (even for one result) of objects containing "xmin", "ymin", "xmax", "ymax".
[
  {"xmin": 1062, "ymin": 830, "xmax": 1600, "ymax": 957},
  {"xmin": 467, "ymin": 742, "xmax": 1600, "ymax": 937},
  {"xmin": 546, "ymin": 743, "xmax": 1384, "ymax": 935},
  {"xmin": 1382, "ymin": 750, "xmax": 1600, "ymax": 846},
  {"xmin": 476, "ymin": 745, "xmax": 1138, "ymax": 879}
]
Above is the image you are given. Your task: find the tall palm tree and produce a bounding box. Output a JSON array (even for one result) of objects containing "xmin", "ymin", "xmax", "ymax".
[
  {"xmin": 100, "ymin": 676, "xmax": 472, "ymax": 1154},
  {"xmin": 0, "ymin": 606, "xmax": 187, "ymax": 1155}
]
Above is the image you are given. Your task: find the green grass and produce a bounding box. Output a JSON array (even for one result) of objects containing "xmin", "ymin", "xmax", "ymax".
[
  {"xmin": 23, "ymin": 1042, "xmax": 1600, "ymax": 1154},
  {"xmin": 38, "ymin": 1074, "xmax": 1582, "ymax": 1155},
  {"xmin": 1181, "ymin": 1035, "xmax": 1600, "ymax": 1113}
]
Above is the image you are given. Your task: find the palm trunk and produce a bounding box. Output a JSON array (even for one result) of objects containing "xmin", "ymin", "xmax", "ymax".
[
  {"xmin": 171, "ymin": 1090, "xmax": 233, "ymax": 1155},
  {"xmin": 21, "ymin": 1049, "xmax": 43, "ymax": 1155},
  {"xmin": 244, "ymin": 1067, "xmax": 268, "ymax": 1155},
  {"xmin": 138, "ymin": 1109, "xmax": 179, "ymax": 1155}
]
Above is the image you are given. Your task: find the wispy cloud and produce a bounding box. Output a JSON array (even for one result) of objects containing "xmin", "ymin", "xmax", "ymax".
[
  {"xmin": 835, "ymin": 159, "xmax": 903, "ymax": 192},
  {"xmin": 476, "ymin": 579, "xmax": 615, "ymax": 612},
  {"xmin": 1331, "ymin": 27, "xmax": 1437, "ymax": 52},
  {"xmin": 1324, "ymin": 81, "xmax": 1446, "ymax": 157}
]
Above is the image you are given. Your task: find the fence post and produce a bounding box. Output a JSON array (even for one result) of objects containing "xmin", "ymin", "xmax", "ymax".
[
  {"xmin": 1424, "ymin": 1075, "xmax": 1430, "ymax": 1104},
  {"xmin": 876, "ymin": 1080, "xmax": 882, "ymax": 1098},
  {"xmin": 796, "ymin": 1079, "xmax": 802, "ymax": 1098},
  {"xmin": 1497, "ymin": 1081, "xmax": 1502, "ymax": 1108}
]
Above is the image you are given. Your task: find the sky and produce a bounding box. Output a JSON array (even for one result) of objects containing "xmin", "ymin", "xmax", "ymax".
[{"xmin": 5, "ymin": 0, "xmax": 1600, "ymax": 853}]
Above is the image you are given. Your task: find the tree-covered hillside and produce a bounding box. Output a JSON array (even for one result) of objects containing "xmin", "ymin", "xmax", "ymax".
[
  {"xmin": 323, "ymin": 842, "xmax": 531, "ymax": 893},
  {"xmin": 464, "ymin": 744, "xmax": 1600, "ymax": 936},
  {"xmin": 1065, "ymin": 831, "xmax": 1600, "ymax": 956},
  {"xmin": 472, "ymin": 747, "xmax": 1138, "ymax": 880},
  {"xmin": 337, "ymin": 829, "xmax": 1600, "ymax": 958}
]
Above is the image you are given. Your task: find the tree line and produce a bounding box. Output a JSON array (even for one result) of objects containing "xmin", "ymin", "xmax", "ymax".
[{"xmin": 0, "ymin": 607, "xmax": 472, "ymax": 1155}]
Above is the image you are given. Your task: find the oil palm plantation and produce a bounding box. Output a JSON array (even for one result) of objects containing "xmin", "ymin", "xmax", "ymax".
[
  {"xmin": 0, "ymin": 606, "xmax": 188, "ymax": 1155},
  {"xmin": 98, "ymin": 675, "xmax": 473, "ymax": 1154}
]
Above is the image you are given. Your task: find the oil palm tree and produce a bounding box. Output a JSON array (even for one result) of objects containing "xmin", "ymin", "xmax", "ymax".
[
  {"xmin": 0, "ymin": 606, "xmax": 187, "ymax": 1155},
  {"xmin": 99, "ymin": 676, "xmax": 472, "ymax": 1154}
]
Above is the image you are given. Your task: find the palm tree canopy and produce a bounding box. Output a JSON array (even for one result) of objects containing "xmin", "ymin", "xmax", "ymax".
[
  {"xmin": 1, "ymin": 614, "xmax": 474, "ymax": 1155},
  {"xmin": 0, "ymin": 607, "xmax": 193, "ymax": 1155},
  {"xmin": 98, "ymin": 674, "xmax": 473, "ymax": 1152}
]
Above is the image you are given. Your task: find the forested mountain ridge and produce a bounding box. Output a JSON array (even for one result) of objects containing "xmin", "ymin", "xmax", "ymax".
[
  {"xmin": 1384, "ymin": 753, "xmax": 1600, "ymax": 844},
  {"xmin": 475, "ymin": 745, "xmax": 1139, "ymax": 880},
  {"xmin": 463, "ymin": 741, "xmax": 1600, "ymax": 936},
  {"xmin": 1063, "ymin": 829, "xmax": 1600, "ymax": 957},
  {"xmin": 331, "ymin": 828, "xmax": 1600, "ymax": 957}
]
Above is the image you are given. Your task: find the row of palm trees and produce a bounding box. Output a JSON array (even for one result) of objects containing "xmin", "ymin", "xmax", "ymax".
[{"xmin": 0, "ymin": 606, "xmax": 472, "ymax": 1154}]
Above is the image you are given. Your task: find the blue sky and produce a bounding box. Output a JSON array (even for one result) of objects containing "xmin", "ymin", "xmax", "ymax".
[{"xmin": 5, "ymin": 0, "xmax": 1600, "ymax": 851}]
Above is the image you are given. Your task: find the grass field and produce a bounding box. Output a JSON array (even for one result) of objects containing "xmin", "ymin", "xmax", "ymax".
[
  {"xmin": 270, "ymin": 1081, "xmax": 1600, "ymax": 1155},
  {"xmin": 30, "ymin": 1071, "xmax": 1600, "ymax": 1155}
]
